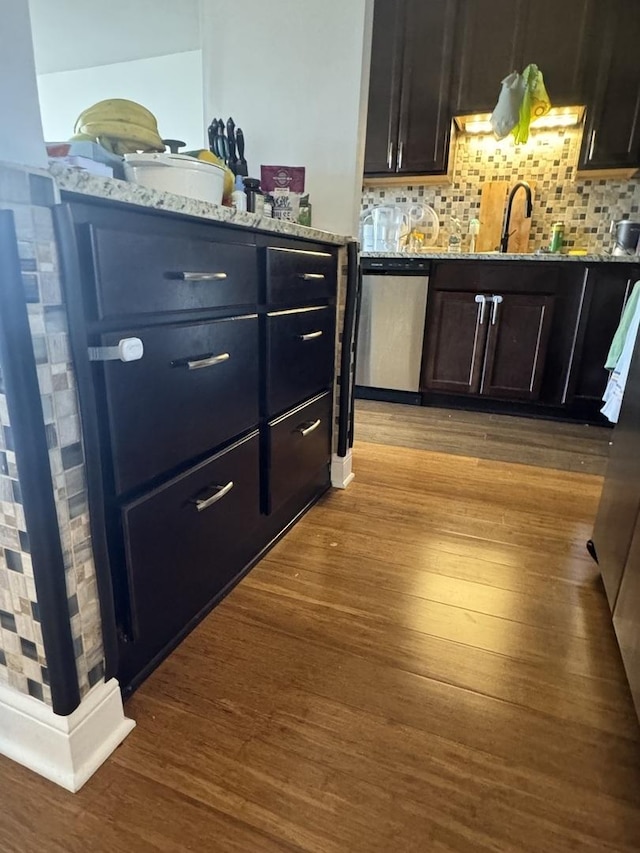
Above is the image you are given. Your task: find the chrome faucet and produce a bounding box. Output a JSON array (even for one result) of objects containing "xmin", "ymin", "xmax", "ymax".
[{"xmin": 500, "ymin": 181, "xmax": 533, "ymax": 253}]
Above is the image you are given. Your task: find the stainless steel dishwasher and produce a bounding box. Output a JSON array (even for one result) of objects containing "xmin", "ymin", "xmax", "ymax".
[{"xmin": 355, "ymin": 257, "xmax": 430, "ymax": 403}]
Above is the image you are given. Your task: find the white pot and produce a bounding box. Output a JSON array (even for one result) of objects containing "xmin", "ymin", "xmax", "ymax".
[{"xmin": 123, "ymin": 153, "xmax": 224, "ymax": 205}]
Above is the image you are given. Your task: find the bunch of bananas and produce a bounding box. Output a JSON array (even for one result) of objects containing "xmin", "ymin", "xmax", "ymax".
[{"xmin": 71, "ymin": 99, "xmax": 165, "ymax": 155}]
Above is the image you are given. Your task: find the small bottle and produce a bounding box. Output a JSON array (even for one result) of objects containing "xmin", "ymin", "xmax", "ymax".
[
  {"xmin": 549, "ymin": 221, "xmax": 564, "ymax": 253},
  {"xmin": 468, "ymin": 218, "xmax": 480, "ymax": 253},
  {"xmin": 232, "ymin": 175, "xmax": 247, "ymax": 212},
  {"xmin": 448, "ymin": 217, "xmax": 462, "ymax": 253},
  {"xmin": 243, "ymin": 177, "xmax": 265, "ymax": 214}
]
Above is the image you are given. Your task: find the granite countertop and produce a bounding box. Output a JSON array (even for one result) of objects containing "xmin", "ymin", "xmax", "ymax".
[
  {"xmin": 361, "ymin": 250, "xmax": 639, "ymax": 263},
  {"xmin": 50, "ymin": 164, "xmax": 352, "ymax": 246}
]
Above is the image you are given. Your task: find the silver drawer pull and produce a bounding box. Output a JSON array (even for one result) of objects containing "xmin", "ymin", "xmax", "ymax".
[
  {"xmin": 297, "ymin": 418, "xmax": 321, "ymax": 437},
  {"xmin": 174, "ymin": 272, "xmax": 228, "ymax": 281},
  {"xmin": 298, "ymin": 330, "xmax": 323, "ymax": 341},
  {"xmin": 297, "ymin": 273, "xmax": 326, "ymax": 281},
  {"xmin": 187, "ymin": 352, "xmax": 230, "ymax": 370},
  {"xmin": 193, "ymin": 481, "xmax": 234, "ymax": 512}
]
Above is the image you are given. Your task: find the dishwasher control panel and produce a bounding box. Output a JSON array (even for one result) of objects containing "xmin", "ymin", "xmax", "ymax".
[{"xmin": 361, "ymin": 257, "xmax": 431, "ymax": 273}]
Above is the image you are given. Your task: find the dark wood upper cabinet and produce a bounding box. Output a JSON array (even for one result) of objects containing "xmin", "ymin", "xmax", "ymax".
[
  {"xmin": 519, "ymin": 0, "xmax": 594, "ymax": 106},
  {"xmin": 396, "ymin": 0, "xmax": 457, "ymax": 175},
  {"xmin": 579, "ymin": 0, "xmax": 640, "ymax": 170},
  {"xmin": 453, "ymin": 0, "xmax": 592, "ymax": 115},
  {"xmin": 452, "ymin": 0, "xmax": 525, "ymax": 115},
  {"xmin": 364, "ymin": 0, "xmax": 457, "ymax": 176},
  {"xmin": 362, "ymin": 0, "xmax": 404, "ymax": 175}
]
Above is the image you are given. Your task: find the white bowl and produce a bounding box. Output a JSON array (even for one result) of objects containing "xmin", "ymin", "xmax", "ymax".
[{"xmin": 123, "ymin": 153, "xmax": 224, "ymax": 205}]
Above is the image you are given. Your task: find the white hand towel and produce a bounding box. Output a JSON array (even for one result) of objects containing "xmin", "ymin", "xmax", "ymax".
[{"xmin": 601, "ymin": 295, "xmax": 640, "ymax": 423}]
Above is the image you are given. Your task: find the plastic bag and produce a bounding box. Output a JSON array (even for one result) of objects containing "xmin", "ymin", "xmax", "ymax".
[{"xmin": 490, "ymin": 71, "xmax": 525, "ymax": 139}]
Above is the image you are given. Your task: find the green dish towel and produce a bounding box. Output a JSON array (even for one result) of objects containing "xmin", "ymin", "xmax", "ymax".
[
  {"xmin": 605, "ymin": 280, "xmax": 640, "ymax": 369},
  {"xmin": 512, "ymin": 64, "xmax": 551, "ymax": 144}
]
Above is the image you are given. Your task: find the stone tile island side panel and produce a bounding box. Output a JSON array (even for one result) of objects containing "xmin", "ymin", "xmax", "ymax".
[{"xmin": 0, "ymin": 162, "xmax": 104, "ymax": 702}]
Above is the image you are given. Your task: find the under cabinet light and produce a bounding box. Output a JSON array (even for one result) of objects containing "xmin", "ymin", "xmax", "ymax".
[{"xmin": 454, "ymin": 107, "xmax": 585, "ymax": 135}]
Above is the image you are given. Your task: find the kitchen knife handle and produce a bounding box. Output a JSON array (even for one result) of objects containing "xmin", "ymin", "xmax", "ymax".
[{"xmin": 236, "ymin": 128, "xmax": 245, "ymax": 159}]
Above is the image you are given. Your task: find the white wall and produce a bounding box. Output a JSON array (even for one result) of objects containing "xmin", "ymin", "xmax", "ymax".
[
  {"xmin": 201, "ymin": 0, "xmax": 372, "ymax": 237},
  {"xmin": 37, "ymin": 51, "xmax": 205, "ymax": 150},
  {"xmin": 0, "ymin": 0, "xmax": 47, "ymax": 167},
  {"xmin": 29, "ymin": 0, "xmax": 201, "ymax": 73}
]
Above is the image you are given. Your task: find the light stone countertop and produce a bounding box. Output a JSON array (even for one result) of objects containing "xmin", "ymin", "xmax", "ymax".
[
  {"xmin": 50, "ymin": 164, "xmax": 352, "ymax": 246},
  {"xmin": 361, "ymin": 250, "xmax": 640, "ymax": 263}
]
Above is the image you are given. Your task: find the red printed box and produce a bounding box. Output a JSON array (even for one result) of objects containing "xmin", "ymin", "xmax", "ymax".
[{"xmin": 261, "ymin": 165, "xmax": 305, "ymax": 194}]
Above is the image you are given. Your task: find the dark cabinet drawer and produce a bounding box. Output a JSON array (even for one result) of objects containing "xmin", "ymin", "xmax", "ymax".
[
  {"xmin": 102, "ymin": 315, "xmax": 258, "ymax": 494},
  {"xmin": 266, "ymin": 247, "xmax": 337, "ymax": 305},
  {"xmin": 121, "ymin": 431, "xmax": 261, "ymax": 658},
  {"xmin": 266, "ymin": 306, "xmax": 336, "ymax": 416},
  {"xmin": 89, "ymin": 224, "xmax": 258, "ymax": 319},
  {"xmin": 268, "ymin": 392, "xmax": 332, "ymax": 514}
]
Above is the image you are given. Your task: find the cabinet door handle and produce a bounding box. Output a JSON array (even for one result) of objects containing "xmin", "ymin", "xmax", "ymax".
[
  {"xmin": 297, "ymin": 273, "xmax": 326, "ymax": 281},
  {"xmin": 171, "ymin": 271, "xmax": 228, "ymax": 282},
  {"xmin": 297, "ymin": 418, "xmax": 321, "ymax": 437},
  {"xmin": 475, "ymin": 294, "xmax": 487, "ymax": 325},
  {"xmin": 387, "ymin": 141, "xmax": 394, "ymax": 170},
  {"xmin": 588, "ymin": 129, "xmax": 597, "ymax": 162},
  {"xmin": 397, "ymin": 141, "xmax": 404, "ymax": 171},
  {"xmin": 298, "ymin": 330, "xmax": 323, "ymax": 341},
  {"xmin": 491, "ymin": 295, "xmax": 503, "ymax": 325},
  {"xmin": 187, "ymin": 352, "xmax": 230, "ymax": 370},
  {"xmin": 192, "ymin": 480, "xmax": 234, "ymax": 512}
]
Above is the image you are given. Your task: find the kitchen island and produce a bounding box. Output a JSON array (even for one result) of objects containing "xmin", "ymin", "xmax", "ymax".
[{"xmin": 0, "ymin": 160, "xmax": 357, "ymax": 790}]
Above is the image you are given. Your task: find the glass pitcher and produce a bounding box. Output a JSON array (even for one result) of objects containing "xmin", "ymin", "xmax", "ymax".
[{"xmin": 371, "ymin": 206, "xmax": 409, "ymax": 252}]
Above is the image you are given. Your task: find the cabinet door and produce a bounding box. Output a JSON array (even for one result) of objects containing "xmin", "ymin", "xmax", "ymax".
[
  {"xmin": 481, "ymin": 293, "xmax": 555, "ymax": 400},
  {"xmin": 397, "ymin": 0, "xmax": 457, "ymax": 174},
  {"xmin": 580, "ymin": 0, "xmax": 640, "ymax": 170},
  {"xmin": 102, "ymin": 316, "xmax": 259, "ymax": 495},
  {"xmin": 519, "ymin": 0, "xmax": 593, "ymax": 106},
  {"xmin": 613, "ymin": 518, "xmax": 640, "ymax": 719},
  {"xmin": 572, "ymin": 268, "xmax": 635, "ymax": 402},
  {"xmin": 452, "ymin": 0, "xmax": 526, "ymax": 114},
  {"xmin": 363, "ymin": 0, "xmax": 405, "ymax": 175},
  {"xmin": 593, "ymin": 336, "xmax": 640, "ymax": 608},
  {"xmin": 423, "ymin": 291, "xmax": 488, "ymax": 394},
  {"xmin": 118, "ymin": 431, "xmax": 261, "ymax": 685}
]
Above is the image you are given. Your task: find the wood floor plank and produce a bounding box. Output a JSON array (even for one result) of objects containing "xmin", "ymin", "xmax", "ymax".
[
  {"xmin": 0, "ymin": 438, "xmax": 638, "ymax": 852},
  {"xmin": 354, "ymin": 400, "xmax": 612, "ymax": 474}
]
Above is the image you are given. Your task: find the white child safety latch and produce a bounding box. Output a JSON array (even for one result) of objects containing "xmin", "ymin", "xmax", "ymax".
[{"xmin": 88, "ymin": 337, "xmax": 144, "ymax": 363}]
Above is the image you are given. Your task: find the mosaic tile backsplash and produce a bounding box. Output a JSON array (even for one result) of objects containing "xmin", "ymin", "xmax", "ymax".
[
  {"xmin": 361, "ymin": 127, "xmax": 640, "ymax": 253},
  {"xmin": 0, "ymin": 163, "xmax": 104, "ymax": 704}
]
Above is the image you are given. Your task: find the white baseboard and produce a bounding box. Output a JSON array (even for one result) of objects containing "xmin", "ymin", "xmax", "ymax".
[
  {"xmin": 331, "ymin": 451, "xmax": 355, "ymax": 489},
  {"xmin": 0, "ymin": 678, "xmax": 135, "ymax": 792}
]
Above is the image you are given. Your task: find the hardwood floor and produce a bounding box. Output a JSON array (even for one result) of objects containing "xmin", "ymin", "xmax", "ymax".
[
  {"xmin": 1, "ymin": 441, "xmax": 639, "ymax": 851},
  {"xmin": 355, "ymin": 399, "xmax": 613, "ymax": 474}
]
